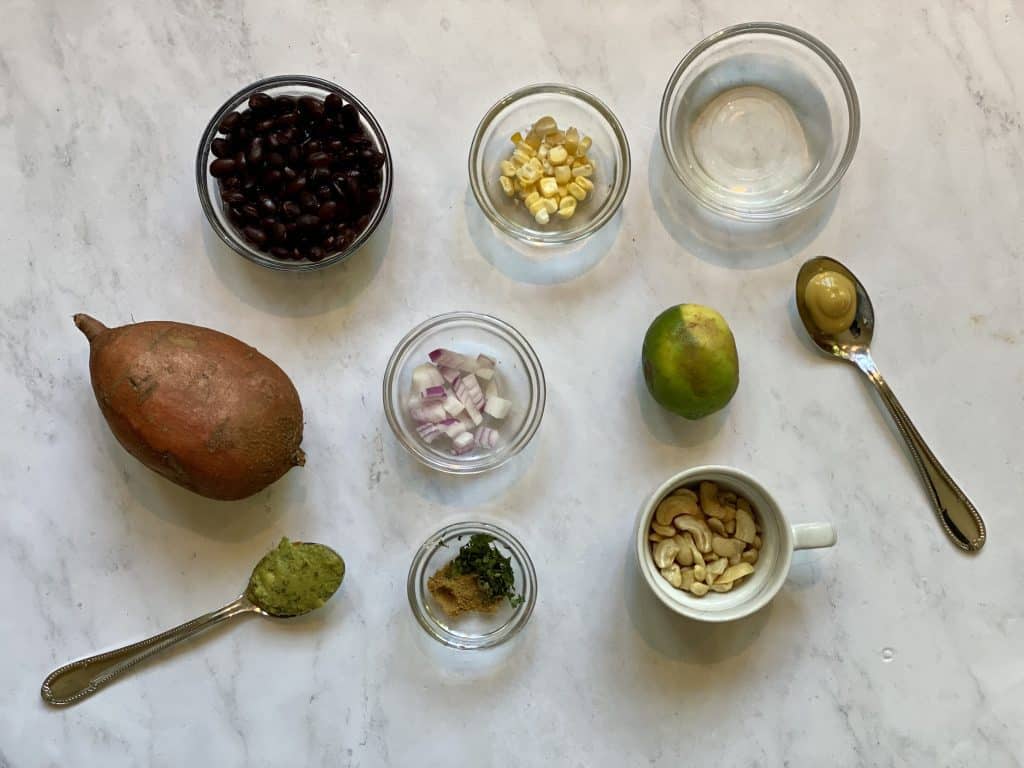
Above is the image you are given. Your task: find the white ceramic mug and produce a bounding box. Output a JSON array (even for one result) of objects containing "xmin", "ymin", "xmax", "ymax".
[{"xmin": 635, "ymin": 465, "xmax": 837, "ymax": 622}]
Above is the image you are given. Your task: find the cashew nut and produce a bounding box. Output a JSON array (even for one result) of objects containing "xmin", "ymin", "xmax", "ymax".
[
  {"xmin": 660, "ymin": 563, "xmax": 683, "ymax": 588},
  {"xmin": 671, "ymin": 486, "xmax": 699, "ymax": 503},
  {"xmin": 716, "ymin": 562, "xmax": 754, "ymax": 585},
  {"xmin": 710, "ymin": 582, "xmax": 734, "ymax": 593},
  {"xmin": 700, "ymin": 481, "xmax": 725, "ymax": 519},
  {"xmin": 705, "ymin": 557, "xmax": 728, "ymax": 585},
  {"xmin": 679, "ymin": 567, "xmax": 696, "ymax": 591},
  {"xmin": 705, "ymin": 551, "xmax": 719, "ymax": 562},
  {"xmin": 692, "ymin": 563, "xmax": 706, "ymax": 582},
  {"xmin": 690, "ymin": 544, "xmax": 705, "ymax": 568},
  {"xmin": 707, "ymin": 517, "xmax": 726, "ymax": 536},
  {"xmin": 649, "ymin": 532, "xmax": 665, "ymax": 542},
  {"xmin": 674, "ymin": 534, "xmax": 694, "ymax": 566},
  {"xmin": 734, "ymin": 506, "xmax": 756, "ymax": 544},
  {"xmin": 741, "ymin": 549, "xmax": 759, "ymax": 565},
  {"xmin": 719, "ymin": 490, "xmax": 738, "ymax": 508},
  {"xmin": 652, "ymin": 522, "xmax": 676, "ymax": 537},
  {"xmin": 711, "ymin": 535, "xmax": 745, "ymax": 559},
  {"xmin": 673, "ymin": 515, "xmax": 712, "ymax": 553},
  {"xmin": 725, "ymin": 518, "xmax": 736, "ymax": 535},
  {"xmin": 690, "ymin": 581, "xmax": 709, "ymax": 596},
  {"xmin": 753, "ymin": 535, "xmax": 762, "ymax": 550},
  {"xmin": 653, "ymin": 538, "xmax": 681, "ymax": 569},
  {"xmin": 728, "ymin": 553, "xmax": 742, "ymax": 566},
  {"xmin": 655, "ymin": 495, "xmax": 700, "ymax": 525}
]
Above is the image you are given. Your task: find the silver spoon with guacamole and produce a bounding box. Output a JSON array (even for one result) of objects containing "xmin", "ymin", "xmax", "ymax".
[
  {"xmin": 41, "ymin": 538, "xmax": 345, "ymax": 706},
  {"xmin": 795, "ymin": 256, "xmax": 986, "ymax": 553}
]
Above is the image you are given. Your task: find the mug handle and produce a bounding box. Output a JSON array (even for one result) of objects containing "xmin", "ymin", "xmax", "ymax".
[{"xmin": 792, "ymin": 523, "xmax": 837, "ymax": 550}]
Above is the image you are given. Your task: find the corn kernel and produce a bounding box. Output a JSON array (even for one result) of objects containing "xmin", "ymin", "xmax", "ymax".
[
  {"xmin": 547, "ymin": 130, "xmax": 565, "ymax": 146},
  {"xmin": 512, "ymin": 148, "xmax": 532, "ymax": 166},
  {"xmin": 517, "ymin": 165, "xmax": 541, "ymax": 185},
  {"xmin": 571, "ymin": 163, "xmax": 593, "ymax": 178},
  {"xmin": 500, "ymin": 160, "xmax": 517, "ymax": 177},
  {"xmin": 564, "ymin": 126, "xmax": 579, "ymax": 153},
  {"xmin": 524, "ymin": 190, "xmax": 541, "ymax": 207},
  {"xmin": 542, "ymin": 161, "xmax": 553, "ymax": 175},
  {"xmin": 534, "ymin": 207, "xmax": 550, "ymax": 225},
  {"xmin": 543, "ymin": 197, "xmax": 557, "ymax": 214},
  {"xmin": 549, "ymin": 146, "xmax": 568, "ymax": 165},
  {"xmin": 515, "ymin": 141, "xmax": 537, "ymax": 158},
  {"xmin": 539, "ymin": 177, "xmax": 559, "ymax": 197},
  {"xmin": 510, "ymin": 131, "xmax": 523, "ymax": 145},
  {"xmin": 524, "ymin": 131, "xmax": 541, "ymax": 150},
  {"xmin": 554, "ymin": 165, "xmax": 572, "ymax": 184},
  {"xmin": 576, "ymin": 136, "xmax": 592, "ymax": 156},
  {"xmin": 528, "ymin": 199, "xmax": 546, "ymax": 216},
  {"xmin": 533, "ymin": 115, "xmax": 557, "ymax": 135},
  {"xmin": 559, "ymin": 195, "xmax": 576, "ymax": 210},
  {"xmin": 529, "ymin": 156, "xmax": 543, "ymax": 171},
  {"xmin": 499, "ymin": 176, "xmax": 515, "ymax": 196},
  {"xmin": 557, "ymin": 184, "xmax": 567, "ymax": 196},
  {"xmin": 576, "ymin": 176, "xmax": 593, "ymax": 192},
  {"xmin": 557, "ymin": 197, "xmax": 576, "ymax": 219},
  {"xmin": 567, "ymin": 181, "xmax": 586, "ymax": 201}
]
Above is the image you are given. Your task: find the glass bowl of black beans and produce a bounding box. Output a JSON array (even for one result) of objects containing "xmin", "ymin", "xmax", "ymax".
[{"xmin": 196, "ymin": 74, "xmax": 392, "ymax": 271}]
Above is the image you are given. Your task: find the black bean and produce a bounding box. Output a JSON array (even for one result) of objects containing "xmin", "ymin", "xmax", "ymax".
[
  {"xmin": 276, "ymin": 111, "xmax": 299, "ymax": 128},
  {"xmin": 307, "ymin": 151, "xmax": 331, "ymax": 168},
  {"xmin": 282, "ymin": 201, "xmax": 301, "ymax": 219},
  {"xmin": 242, "ymin": 204, "xmax": 259, "ymax": 221},
  {"xmin": 275, "ymin": 95, "xmax": 297, "ymax": 112},
  {"xmin": 267, "ymin": 152, "xmax": 285, "ymax": 169},
  {"xmin": 211, "ymin": 138, "xmax": 232, "ymax": 158},
  {"xmin": 242, "ymin": 226, "xmax": 267, "ymax": 246},
  {"xmin": 285, "ymin": 175, "xmax": 307, "ymax": 195},
  {"xmin": 257, "ymin": 195, "xmax": 277, "ymax": 215},
  {"xmin": 309, "ymin": 166, "xmax": 330, "ymax": 184},
  {"xmin": 340, "ymin": 104, "xmax": 360, "ymax": 131},
  {"xmin": 248, "ymin": 92, "xmax": 274, "ymax": 112},
  {"xmin": 227, "ymin": 206, "xmax": 246, "ymax": 224},
  {"xmin": 321, "ymin": 234, "xmax": 337, "ymax": 251},
  {"xmin": 299, "ymin": 191, "xmax": 319, "ymax": 211},
  {"xmin": 298, "ymin": 96, "xmax": 324, "ymax": 118},
  {"xmin": 270, "ymin": 246, "xmax": 292, "ymax": 259},
  {"xmin": 323, "ymin": 93, "xmax": 344, "ymax": 114},
  {"xmin": 297, "ymin": 214, "xmax": 321, "ymax": 229},
  {"xmin": 255, "ymin": 118, "xmax": 277, "ymax": 134},
  {"xmin": 248, "ymin": 137, "xmax": 264, "ymax": 166},
  {"xmin": 287, "ymin": 145, "xmax": 301, "ymax": 165},
  {"xmin": 232, "ymin": 151, "xmax": 247, "ymax": 174},
  {"xmin": 220, "ymin": 175, "xmax": 241, "ymax": 189},
  {"xmin": 307, "ymin": 245, "xmax": 325, "ymax": 262},
  {"xmin": 222, "ymin": 190, "xmax": 247, "ymax": 206},
  {"xmin": 317, "ymin": 200, "xmax": 338, "ymax": 221},
  {"xmin": 282, "ymin": 166, "xmax": 297, "ymax": 181},
  {"xmin": 218, "ymin": 111, "xmax": 241, "ymax": 133},
  {"xmin": 315, "ymin": 184, "xmax": 333, "ymax": 201},
  {"xmin": 209, "ymin": 158, "xmax": 236, "ymax": 177},
  {"xmin": 268, "ymin": 221, "xmax": 288, "ymax": 242},
  {"xmin": 356, "ymin": 214, "xmax": 371, "ymax": 231},
  {"xmin": 241, "ymin": 179, "xmax": 258, "ymax": 199},
  {"xmin": 262, "ymin": 169, "xmax": 283, "ymax": 188}
]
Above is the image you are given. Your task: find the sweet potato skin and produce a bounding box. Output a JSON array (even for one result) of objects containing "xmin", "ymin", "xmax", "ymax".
[{"xmin": 75, "ymin": 314, "xmax": 305, "ymax": 500}]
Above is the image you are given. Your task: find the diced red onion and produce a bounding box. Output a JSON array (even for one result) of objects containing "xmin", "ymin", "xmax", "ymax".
[
  {"xmin": 476, "ymin": 354, "xmax": 496, "ymax": 369},
  {"xmin": 420, "ymin": 385, "xmax": 447, "ymax": 402},
  {"xmin": 409, "ymin": 399, "xmax": 447, "ymax": 423},
  {"xmin": 438, "ymin": 366, "xmax": 460, "ymax": 384},
  {"xmin": 444, "ymin": 418, "xmax": 469, "ymax": 439},
  {"xmin": 443, "ymin": 393, "xmax": 465, "ymax": 416},
  {"xmin": 451, "ymin": 432, "xmax": 475, "ymax": 455},
  {"xmin": 412, "ymin": 364, "xmax": 444, "ymax": 391},
  {"xmin": 484, "ymin": 379, "xmax": 498, "ymax": 400},
  {"xmin": 454, "ymin": 374, "xmax": 485, "ymax": 410},
  {"xmin": 416, "ymin": 422, "xmax": 445, "ymax": 443},
  {"xmin": 475, "ymin": 427, "xmax": 499, "ymax": 449},
  {"xmin": 484, "ymin": 396, "xmax": 510, "ymax": 419},
  {"xmin": 429, "ymin": 349, "xmax": 467, "ymax": 369},
  {"xmin": 475, "ymin": 367, "xmax": 494, "ymax": 381}
]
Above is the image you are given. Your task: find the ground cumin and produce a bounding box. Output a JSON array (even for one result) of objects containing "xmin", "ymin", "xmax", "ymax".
[{"xmin": 427, "ymin": 562, "xmax": 500, "ymax": 617}]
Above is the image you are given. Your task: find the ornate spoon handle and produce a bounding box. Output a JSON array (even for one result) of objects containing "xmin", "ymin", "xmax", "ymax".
[
  {"xmin": 854, "ymin": 352, "xmax": 986, "ymax": 552},
  {"xmin": 41, "ymin": 595, "xmax": 256, "ymax": 706}
]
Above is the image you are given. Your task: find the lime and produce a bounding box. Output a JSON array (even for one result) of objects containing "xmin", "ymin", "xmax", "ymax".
[{"xmin": 642, "ymin": 304, "xmax": 739, "ymax": 419}]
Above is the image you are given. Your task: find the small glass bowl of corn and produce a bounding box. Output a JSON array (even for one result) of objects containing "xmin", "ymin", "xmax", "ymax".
[{"xmin": 469, "ymin": 83, "xmax": 630, "ymax": 246}]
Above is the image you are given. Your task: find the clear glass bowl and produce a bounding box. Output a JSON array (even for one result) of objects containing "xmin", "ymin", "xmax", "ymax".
[
  {"xmin": 468, "ymin": 83, "xmax": 630, "ymax": 246},
  {"xmin": 408, "ymin": 521, "xmax": 537, "ymax": 650},
  {"xmin": 660, "ymin": 22, "xmax": 859, "ymax": 221},
  {"xmin": 196, "ymin": 74, "xmax": 393, "ymax": 272},
  {"xmin": 382, "ymin": 311, "xmax": 545, "ymax": 475}
]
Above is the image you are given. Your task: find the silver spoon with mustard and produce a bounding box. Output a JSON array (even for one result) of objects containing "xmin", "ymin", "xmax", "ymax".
[
  {"xmin": 41, "ymin": 538, "xmax": 345, "ymax": 706},
  {"xmin": 795, "ymin": 256, "xmax": 985, "ymax": 552}
]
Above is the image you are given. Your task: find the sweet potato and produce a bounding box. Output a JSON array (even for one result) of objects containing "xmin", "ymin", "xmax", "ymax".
[{"xmin": 75, "ymin": 314, "xmax": 305, "ymax": 500}]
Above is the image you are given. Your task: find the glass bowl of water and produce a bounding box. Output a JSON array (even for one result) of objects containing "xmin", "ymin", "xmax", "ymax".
[{"xmin": 660, "ymin": 22, "xmax": 860, "ymax": 221}]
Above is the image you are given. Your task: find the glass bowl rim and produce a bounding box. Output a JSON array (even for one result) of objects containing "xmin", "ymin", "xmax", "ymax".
[
  {"xmin": 407, "ymin": 520, "xmax": 538, "ymax": 650},
  {"xmin": 658, "ymin": 21, "xmax": 861, "ymax": 222},
  {"xmin": 468, "ymin": 82, "xmax": 631, "ymax": 246},
  {"xmin": 195, "ymin": 73, "xmax": 394, "ymax": 272},
  {"xmin": 382, "ymin": 311, "xmax": 546, "ymax": 475}
]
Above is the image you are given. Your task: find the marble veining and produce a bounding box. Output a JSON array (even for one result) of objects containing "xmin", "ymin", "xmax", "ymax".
[{"xmin": 1, "ymin": 1, "xmax": 1022, "ymax": 766}]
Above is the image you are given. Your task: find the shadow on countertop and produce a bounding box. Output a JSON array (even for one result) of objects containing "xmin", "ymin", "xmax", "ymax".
[
  {"xmin": 634, "ymin": 364, "xmax": 730, "ymax": 449},
  {"xmin": 202, "ymin": 207, "xmax": 392, "ymax": 318},
  {"xmin": 648, "ymin": 133, "xmax": 838, "ymax": 270}
]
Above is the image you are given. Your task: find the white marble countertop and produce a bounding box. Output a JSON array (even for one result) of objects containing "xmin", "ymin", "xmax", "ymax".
[{"xmin": 2, "ymin": 1, "xmax": 1022, "ymax": 765}]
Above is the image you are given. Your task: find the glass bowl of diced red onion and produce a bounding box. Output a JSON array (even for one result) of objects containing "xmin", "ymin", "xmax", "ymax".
[{"xmin": 383, "ymin": 312, "xmax": 546, "ymax": 474}]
